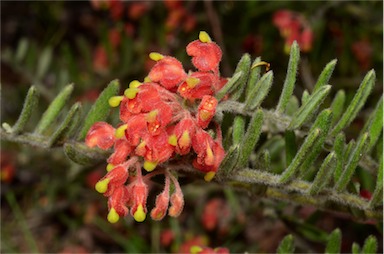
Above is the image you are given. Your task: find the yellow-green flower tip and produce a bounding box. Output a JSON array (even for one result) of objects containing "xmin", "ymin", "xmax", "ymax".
[
  {"xmin": 143, "ymin": 160, "xmax": 157, "ymax": 172},
  {"xmin": 204, "ymin": 171, "xmax": 216, "ymax": 182},
  {"xmin": 108, "ymin": 96, "xmax": 123, "ymax": 107},
  {"xmin": 186, "ymin": 77, "xmax": 200, "ymax": 88},
  {"xmin": 129, "ymin": 80, "xmax": 142, "ymax": 88},
  {"xmin": 149, "ymin": 52, "xmax": 164, "ymax": 61},
  {"xmin": 133, "ymin": 204, "xmax": 146, "ymax": 222},
  {"xmin": 168, "ymin": 134, "xmax": 177, "ymax": 146},
  {"xmin": 107, "ymin": 208, "xmax": 119, "ymax": 223},
  {"xmin": 95, "ymin": 178, "xmax": 110, "ymax": 193},
  {"xmin": 179, "ymin": 131, "xmax": 190, "ymax": 148},
  {"xmin": 144, "ymin": 76, "xmax": 151, "ymax": 83},
  {"xmin": 106, "ymin": 163, "xmax": 115, "ymax": 172},
  {"xmin": 190, "ymin": 246, "xmax": 203, "ymax": 254},
  {"xmin": 115, "ymin": 124, "xmax": 128, "ymax": 138},
  {"xmin": 124, "ymin": 88, "xmax": 139, "ymax": 99},
  {"xmin": 199, "ymin": 31, "xmax": 211, "ymax": 43}
]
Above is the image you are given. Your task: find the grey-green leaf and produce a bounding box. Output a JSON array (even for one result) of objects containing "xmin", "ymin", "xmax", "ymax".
[
  {"xmin": 47, "ymin": 102, "xmax": 82, "ymax": 147},
  {"xmin": 77, "ymin": 79, "xmax": 120, "ymax": 140},
  {"xmin": 369, "ymin": 155, "xmax": 383, "ymax": 208},
  {"xmin": 361, "ymin": 235, "xmax": 378, "ymax": 254},
  {"xmin": 230, "ymin": 54, "xmax": 251, "ymax": 101},
  {"xmin": 219, "ymin": 145, "xmax": 240, "ymax": 176},
  {"xmin": 276, "ymin": 41, "xmax": 300, "ymax": 113},
  {"xmin": 277, "ymin": 234, "xmax": 295, "ymax": 254},
  {"xmin": 285, "ymin": 130, "xmax": 297, "ymax": 167},
  {"xmin": 330, "ymin": 90, "xmax": 346, "ymax": 126},
  {"xmin": 237, "ymin": 109, "xmax": 264, "ymax": 168},
  {"xmin": 289, "ymin": 85, "xmax": 331, "ymax": 130},
  {"xmin": 36, "ymin": 47, "xmax": 53, "ymax": 80},
  {"xmin": 15, "ymin": 38, "xmax": 29, "ymax": 63},
  {"xmin": 11, "ymin": 86, "xmax": 39, "ymax": 134},
  {"xmin": 331, "ymin": 70, "xmax": 376, "ymax": 136},
  {"xmin": 35, "ymin": 84, "xmax": 74, "ymax": 134},
  {"xmin": 333, "ymin": 132, "xmax": 346, "ymax": 183},
  {"xmin": 351, "ymin": 243, "xmax": 360, "ymax": 254},
  {"xmin": 309, "ymin": 152, "xmax": 336, "ymax": 195},
  {"xmin": 215, "ymin": 72, "xmax": 243, "ymax": 101},
  {"xmin": 245, "ymin": 57, "xmax": 261, "ymax": 98},
  {"xmin": 64, "ymin": 142, "xmax": 110, "ymax": 165},
  {"xmin": 244, "ymin": 71, "xmax": 274, "ymax": 110},
  {"xmin": 361, "ymin": 96, "xmax": 383, "ymax": 152},
  {"xmin": 313, "ymin": 59, "xmax": 337, "ymax": 93},
  {"xmin": 232, "ymin": 115, "xmax": 245, "ymax": 145},
  {"xmin": 285, "ymin": 95, "xmax": 300, "ymax": 116},
  {"xmin": 335, "ymin": 133, "xmax": 369, "ymax": 192}
]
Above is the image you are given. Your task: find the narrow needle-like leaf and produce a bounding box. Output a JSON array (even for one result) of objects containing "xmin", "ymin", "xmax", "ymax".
[
  {"xmin": 64, "ymin": 142, "xmax": 110, "ymax": 166},
  {"xmin": 325, "ymin": 228, "xmax": 341, "ymax": 254},
  {"xmin": 47, "ymin": 102, "xmax": 82, "ymax": 147},
  {"xmin": 361, "ymin": 236, "xmax": 378, "ymax": 254},
  {"xmin": 289, "ymin": 85, "xmax": 331, "ymax": 130},
  {"xmin": 230, "ymin": 54, "xmax": 251, "ymax": 101},
  {"xmin": 360, "ymin": 96, "xmax": 383, "ymax": 152},
  {"xmin": 232, "ymin": 115, "xmax": 245, "ymax": 145},
  {"xmin": 332, "ymin": 133, "xmax": 346, "ymax": 183},
  {"xmin": 331, "ymin": 70, "xmax": 376, "ymax": 136},
  {"xmin": 369, "ymin": 156, "xmax": 383, "ymax": 208},
  {"xmin": 309, "ymin": 152, "xmax": 336, "ymax": 195},
  {"xmin": 35, "ymin": 84, "xmax": 74, "ymax": 134},
  {"xmin": 313, "ymin": 59, "xmax": 337, "ymax": 93},
  {"xmin": 215, "ymin": 72, "xmax": 242, "ymax": 101},
  {"xmin": 237, "ymin": 109, "xmax": 264, "ymax": 168},
  {"xmin": 245, "ymin": 57, "xmax": 261, "ymax": 98},
  {"xmin": 11, "ymin": 86, "xmax": 39, "ymax": 134},
  {"xmin": 276, "ymin": 41, "xmax": 300, "ymax": 113},
  {"xmin": 244, "ymin": 71, "xmax": 274, "ymax": 110},
  {"xmin": 77, "ymin": 79, "xmax": 120, "ymax": 140},
  {"xmin": 330, "ymin": 90, "xmax": 346, "ymax": 126},
  {"xmin": 335, "ymin": 133, "xmax": 369, "ymax": 192},
  {"xmin": 219, "ymin": 145, "xmax": 240, "ymax": 176},
  {"xmin": 285, "ymin": 130, "xmax": 297, "ymax": 167}
]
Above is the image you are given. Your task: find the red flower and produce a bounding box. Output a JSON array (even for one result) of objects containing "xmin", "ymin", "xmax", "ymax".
[
  {"xmin": 107, "ymin": 139, "xmax": 133, "ymax": 165},
  {"xmin": 197, "ymin": 95, "xmax": 218, "ymax": 129},
  {"xmin": 95, "ymin": 165, "xmax": 129, "ymax": 197},
  {"xmin": 178, "ymin": 72, "xmax": 217, "ymax": 100},
  {"xmin": 85, "ymin": 122, "xmax": 115, "ymax": 150},
  {"xmin": 148, "ymin": 54, "xmax": 187, "ymax": 90},
  {"xmin": 172, "ymin": 117, "xmax": 197, "ymax": 155},
  {"xmin": 186, "ymin": 32, "xmax": 222, "ymax": 72},
  {"xmin": 130, "ymin": 177, "xmax": 148, "ymax": 222}
]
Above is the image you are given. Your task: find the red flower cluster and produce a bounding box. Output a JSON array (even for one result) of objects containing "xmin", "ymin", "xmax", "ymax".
[
  {"xmin": 85, "ymin": 31, "xmax": 227, "ymax": 223},
  {"xmin": 273, "ymin": 10, "xmax": 313, "ymax": 53}
]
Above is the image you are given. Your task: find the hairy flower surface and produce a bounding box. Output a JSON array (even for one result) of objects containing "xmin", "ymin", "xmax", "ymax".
[{"xmin": 86, "ymin": 31, "xmax": 227, "ymax": 222}]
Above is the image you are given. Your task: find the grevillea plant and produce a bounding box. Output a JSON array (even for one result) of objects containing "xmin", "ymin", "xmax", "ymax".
[
  {"xmin": 1, "ymin": 30, "xmax": 382, "ymax": 252},
  {"xmin": 84, "ymin": 31, "xmax": 227, "ymax": 222}
]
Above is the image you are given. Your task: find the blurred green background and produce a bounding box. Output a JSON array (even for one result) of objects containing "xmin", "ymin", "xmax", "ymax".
[{"xmin": 1, "ymin": 1, "xmax": 382, "ymax": 253}]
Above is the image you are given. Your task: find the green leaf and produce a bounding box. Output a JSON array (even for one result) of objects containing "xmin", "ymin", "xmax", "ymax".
[
  {"xmin": 301, "ymin": 89, "xmax": 310, "ymax": 105},
  {"xmin": 369, "ymin": 155, "xmax": 383, "ymax": 208},
  {"xmin": 230, "ymin": 54, "xmax": 251, "ymax": 101},
  {"xmin": 77, "ymin": 80, "xmax": 120, "ymax": 140},
  {"xmin": 361, "ymin": 96, "xmax": 383, "ymax": 152},
  {"xmin": 289, "ymin": 85, "xmax": 331, "ymax": 130},
  {"xmin": 333, "ymin": 133, "xmax": 346, "ymax": 183},
  {"xmin": 15, "ymin": 38, "xmax": 29, "ymax": 63},
  {"xmin": 285, "ymin": 95, "xmax": 300, "ymax": 116},
  {"xmin": 281, "ymin": 109, "xmax": 332, "ymax": 183},
  {"xmin": 361, "ymin": 236, "xmax": 378, "ymax": 254},
  {"xmin": 64, "ymin": 142, "xmax": 110, "ymax": 165},
  {"xmin": 331, "ymin": 70, "xmax": 376, "ymax": 136},
  {"xmin": 309, "ymin": 152, "xmax": 336, "ymax": 195},
  {"xmin": 10, "ymin": 86, "xmax": 39, "ymax": 134},
  {"xmin": 215, "ymin": 72, "xmax": 243, "ymax": 101},
  {"xmin": 237, "ymin": 109, "xmax": 264, "ymax": 168},
  {"xmin": 245, "ymin": 57, "xmax": 261, "ymax": 98},
  {"xmin": 219, "ymin": 145, "xmax": 240, "ymax": 176},
  {"xmin": 277, "ymin": 234, "xmax": 295, "ymax": 254},
  {"xmin": 260, "ymin": 149, "xmax": 271, "ymax": 171},
  {"xmin": 244, "ymin": 71, "xmax": 274, "ymax": 110},
  {"xmin": 34, "ymin": 84, "xmax": 74, "ymax": 134},
  {"xmin": 47, "ymin": 102, "xmax": 82, "ymax": 147},
  {"xmin": 276, "ymin": 41, "xmax": 300, "ymax": 113},
  {"xmin": 313, "ymin": 59, "xmax": 337, "ymax": 93},
  {"xmin": 335, "ymin": 133, "xmax": 369, "ymax": 192},
  {"xmin": 325, "ymin": 228, "xmax": 341, "ymax": 254},
  {"xmin": 232, "ymin": 115, "xmax": 245, "ymax": 145},
  {"xmin": 298, "ymin": 109, "xmax": 333, "ymax": 177},
  {"xmin": 330, "ymin": 90, "xmax": 346, "ymax": 126},
  {"xmin": 284, "ymin": 130, "xmax": 297, "ymax": 167},
  {"xmin": 36, "ymin": 47, "xmax": 53, "ymax": 80},
  {"xmin": 351, "ymin": 243, "xmax": 360, "ymax": 254}
]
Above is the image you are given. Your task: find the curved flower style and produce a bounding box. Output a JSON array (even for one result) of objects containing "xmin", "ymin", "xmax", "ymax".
[{"xmin": 86, "ymin": 31, "xmax": 228, "ymax": 223}]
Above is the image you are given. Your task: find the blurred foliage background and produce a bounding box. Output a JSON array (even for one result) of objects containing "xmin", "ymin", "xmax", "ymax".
[{"xmin": 1, "ymin": 1, "xmax": 382, "ymax": 253}]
